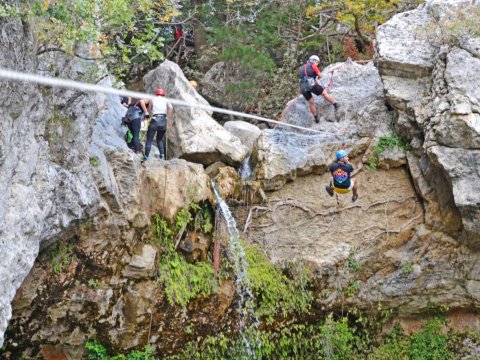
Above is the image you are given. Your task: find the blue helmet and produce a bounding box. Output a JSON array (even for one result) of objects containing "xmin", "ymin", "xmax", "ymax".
[{"xmin": 336, "ymin": 149, "xmax": 349, "ymax": 160}]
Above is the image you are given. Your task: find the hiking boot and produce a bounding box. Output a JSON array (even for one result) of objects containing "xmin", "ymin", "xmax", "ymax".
[
  {"xmin": 314, "ymin": 115, "xmax": 320, "ymax": 124},
  {"xmin": 333, "ymin": 103, "xmax": 340, "ymax": 111},
  {"xmin": 325, "ymin": 185, "xmax": 334, "ymax": 197},
  {"xmin": 159, "ymin": 154, "xmax": 165, "ymax": 160},
  {"xmin": 141, "ymin": 155, "xmax": 148, "ymax": 163},
  {"xmin": 352, "ymin": 193, "xmax": 358, "ymax": 202}
]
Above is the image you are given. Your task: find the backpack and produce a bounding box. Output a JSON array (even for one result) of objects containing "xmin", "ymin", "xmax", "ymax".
[{"xmin": 126, "ymin": 101, "xmax": 143, "ymax": 122}]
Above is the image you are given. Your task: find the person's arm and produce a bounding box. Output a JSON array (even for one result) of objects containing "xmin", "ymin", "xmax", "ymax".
[
  {"xmin": 167, "ymin": 103, "xmax": 174, "ymax": 122},
  {"xmin": 312, "ymin": 63, "xmax": 323, "ymax": 79},
  {"xmin": 139, "ymin": 99, "xmax": 150, "ymax": 116}
]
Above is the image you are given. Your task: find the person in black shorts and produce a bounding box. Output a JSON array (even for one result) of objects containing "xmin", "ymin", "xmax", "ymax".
[{"xmin": 299, "ymin": 55, "xmax": 339, "ymax": 123}]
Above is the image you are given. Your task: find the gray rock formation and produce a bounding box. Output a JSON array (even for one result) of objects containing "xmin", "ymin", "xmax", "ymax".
[
  {"xmin": 0, "ymin": 11, "xmax": 106, "ymax": 345},
  {"xmin": 252, "ymin": 60, "xmax": 392, "ymax": 190},
  {"xmin": 143, "ymin": 60, "xmax": 248, "ymax": 166},
  {"xmin": 224, "ymin": 120, "xmax": 262, "ymax": 152},
  {"xmin": 377, "ymin": 0, "xmax": 480, "ymax": 240},
  {"xmin": 253, "ymin": 130, "xmax": 369, "ymax": 190}
]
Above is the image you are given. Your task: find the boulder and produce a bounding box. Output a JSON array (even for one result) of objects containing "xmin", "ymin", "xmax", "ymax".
[
  {"xmin": 252, "ymin": 129, "xmax": 370, "ymax": 191},
  {"xmin": 143, "ymin": 60, "xmax": 248, "ymax": 166},
  {"xmin": 122, "ymin": 244, "xmax": 157, "ymax": 280},
  {"xmin": 224, "ymin": 121, "xmax": 262, "ymax": 152},
  {"xmin": 282, "ymin": 61, "xmax": 392, "ymax": 130},
  {"xmin": 428, "ymin": 146, "xmax": 480, "ymax": 235}
]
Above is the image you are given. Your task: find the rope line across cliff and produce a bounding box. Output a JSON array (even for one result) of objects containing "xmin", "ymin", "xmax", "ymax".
[{"xmin": 0, "ymin": 67, "xmax": 340, "ymax": 136}]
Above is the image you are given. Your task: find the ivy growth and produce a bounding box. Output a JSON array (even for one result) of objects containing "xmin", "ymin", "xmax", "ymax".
[{"xmin": 367, "ymin": 134, "xmax": 410, "ymax": 170}]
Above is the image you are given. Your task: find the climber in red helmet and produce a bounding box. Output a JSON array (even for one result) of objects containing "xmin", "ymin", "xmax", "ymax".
[
  {"xmin": 299, "ymin": 55, "xmax": 339, "ymax": 124},
  {"xmin": 142, "ymin": 88, "xmax": 173, "ymax": 162}
]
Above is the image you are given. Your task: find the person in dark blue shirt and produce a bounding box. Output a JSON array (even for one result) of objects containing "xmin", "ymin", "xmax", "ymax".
[{"xmin": 326, "ymin": 149, "xmax": 359, "ymax": 202}]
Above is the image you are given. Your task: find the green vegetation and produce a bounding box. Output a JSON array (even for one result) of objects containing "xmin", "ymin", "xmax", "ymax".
[
  {"xmin": 402, "ymin": 262, "xmax": 414, "ymax": 274},
  {"xmin": 87, "ymin": 279, "xmax": 104, "ymax": 288},
  {"xmin": 152, "ymin": 203, "xmax": 216, "ymax": 307},
  {"xmin": 244, "ymin": 243, "xmax": 313, "ymax": 324},
  {"xmin": 90, "ymin": 156, "xmax": 101, "ymax": 168},
  {"xmin": 166, "ymin": 317, "xmax": 469, "ymax": 360},
  {"xmin": 29, "ymin": 0, "xmax": 177, "ymax": 80},
  {"xmin": 85, "ymin": 340, "xmax": 154, "ymax": 360},
  {"xmin": 347, "ymin": 247, "xmax": 361, "ymax": 272},
  {"xmin": 368, "ymin": 134, "xmax": 410, "ymax": 170},
  {"xmin": 50, "ymin": 243, "xmax": 75, "ymax": 273}
]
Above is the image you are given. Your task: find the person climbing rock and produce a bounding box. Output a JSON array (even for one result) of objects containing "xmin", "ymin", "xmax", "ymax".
[
  {"xmin": 142, "ymin": 88, "xmax": 173, "ymax": 162},
  {"xmin": 326, "ymin": 148, "xmax": 358, "ymax": 202},
  {"xmin": 124, "ymin": 98, "xmax": 149, "ymax": 155},
  {"xmin": 299, "ymin": 55, "xmax": 339, "ymax": 124}
]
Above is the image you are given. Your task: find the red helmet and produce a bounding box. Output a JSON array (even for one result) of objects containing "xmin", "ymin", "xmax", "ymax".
[{"xmin": 155, "ymin": 88, "xmax": 166, "ymax": 96}]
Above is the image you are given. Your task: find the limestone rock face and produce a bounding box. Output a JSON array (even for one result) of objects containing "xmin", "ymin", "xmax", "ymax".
[
  {"xmin": 377, "ymin": 0, "xmax": 480, "ymax": 240},
  {"xmin": 252, "ymin": 130, "xmax": 370, "ymax": 190},
  {"xmin": 143, "ymin": 60, "xmax": 248, "ymax": 166},
  {"xmin": 283, "ymin": 61, "xmax": 392, "ymax": 130},
  {"xmin": 0, "ymin": 8, "xmax": 103, "ymax": 346},
  {"xmin": 252, "ymin": 60, "xmax": 392, "ymax": 190},
  {"xmin": 224, "ymin": 120, "xmax": 262, "ymax": 152}
]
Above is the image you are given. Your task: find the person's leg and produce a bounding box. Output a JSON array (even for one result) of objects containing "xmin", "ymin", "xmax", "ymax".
[
  {"xmin": 156, "ymin": 127, "xmax": 167, "ymax": 159},
  {"xmin": 351, "ymin": 177, "xmax": 358, "ymax": 202},
  {"xmin": 320, "ymin": 89, "xmax": 339, "ymax": 110},
  {"xmin": 325, "ymin": 179, "xmax": 334, "ymax": 196},
  {"xmin": 308, "ymin": 97, "xmax": 318, "ymax": 121},
  {"xmin": 131, "ymin": 117, "xmax": 142, "ymax": 153},
  {"xmin": 144, "ymin": 121, "xmax": 159, "ymax": 159}
]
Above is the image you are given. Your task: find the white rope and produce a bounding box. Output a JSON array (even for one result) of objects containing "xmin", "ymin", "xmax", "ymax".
[{"xmin": 0, "ymin": 67, "xmax": 335, "ymax": 135}]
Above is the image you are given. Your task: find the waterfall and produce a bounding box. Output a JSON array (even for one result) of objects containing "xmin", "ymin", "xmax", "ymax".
[
  {"xmin": 211, "ymin": 180, "xmax": 259, "ymax": 357},
  {"xmin": 239, "ymin": 155, "xmax": 252, "ymax": 180}
]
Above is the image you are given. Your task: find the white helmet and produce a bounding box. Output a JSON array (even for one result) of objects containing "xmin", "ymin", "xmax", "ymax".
[{"xmin": 309, "ymin": 55, "xmax": 320, "ymax": 63}]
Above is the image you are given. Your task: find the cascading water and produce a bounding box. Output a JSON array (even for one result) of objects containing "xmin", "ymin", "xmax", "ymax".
[
  {"xmin": 211, "ymin": 180, "xmax": 259, "ymax": 357},
  {"xmin": 239, "ymin": 155, "xmax": 252, "ymax": 180}
]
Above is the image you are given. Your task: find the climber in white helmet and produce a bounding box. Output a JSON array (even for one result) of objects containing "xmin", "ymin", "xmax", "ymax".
[{"xmin": 299, "ymin": 55, "xmax": 339, "ymax": 124}]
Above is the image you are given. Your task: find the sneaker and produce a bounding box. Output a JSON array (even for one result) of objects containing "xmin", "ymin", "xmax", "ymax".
[
  {"xmin": 141, "ymin": 155, "xmax": 148, "ymax": 163},
  {"xmin": 333, "ymin": 103, "xmax": 340, "ymax": 111},
  {"xmin": 352, "ymin": 194, "xmax": 358, "ymax": 202},
  {"xmin": 314, "ymin": 115, "xmax": 320, "ymax": 123},
  {"xmin": 325, "ymin": 185, "xmax": 334, "ymax": 197},
  {"xmin": 159, "ymin": 154, "xmax": 165, "ymax": 160}
]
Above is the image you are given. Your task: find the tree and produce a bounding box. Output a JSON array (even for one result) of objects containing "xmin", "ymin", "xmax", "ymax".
[
  {"xmin": 312, "ymin": 0, "xmax": 402, "ymax": 55},
  {"xmin": 27, "ymin": 0, "xmax": 179, "ymax": 80}
]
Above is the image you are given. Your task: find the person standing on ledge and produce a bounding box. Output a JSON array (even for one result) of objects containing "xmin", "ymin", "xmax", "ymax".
[
  {"xmin": 142, "ymin": 88, "xmax": 173, "ymax": 162},
  {"xmin": 299, "ymin": 55, "xmax": 339, "ymax": 124}
]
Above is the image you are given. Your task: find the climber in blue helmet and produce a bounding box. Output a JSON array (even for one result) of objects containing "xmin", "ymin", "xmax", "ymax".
[{"xmin": 325, "ymin": 148, "xmax": 359, "ymax": 202}]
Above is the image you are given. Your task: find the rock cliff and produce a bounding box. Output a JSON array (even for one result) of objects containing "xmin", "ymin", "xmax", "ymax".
[{"xmin": 1, "ymin": 0, "xmax": 480, "ymax": 356}]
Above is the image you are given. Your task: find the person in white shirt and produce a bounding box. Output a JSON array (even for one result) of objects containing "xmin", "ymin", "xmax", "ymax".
[{"xmin": 142, "ymin": 88, "xmax": 173, "ymax": 161}]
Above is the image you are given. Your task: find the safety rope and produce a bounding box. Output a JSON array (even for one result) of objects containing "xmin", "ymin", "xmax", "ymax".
[{"xmin": 0, "ymin": 67, "xmax": 331, "ymax": 135}]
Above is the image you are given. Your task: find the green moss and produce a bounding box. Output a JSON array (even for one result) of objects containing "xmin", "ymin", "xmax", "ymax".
[
  {"xmin": 84, "ymin": 340, "xmax": 155, "ymax": 359},
  {"xmin": 90, "ymin": 156, "xmax": 101, "ymax": 168},
  {"xmin": 244, "ymin": 243, "xmax": 313, "ymax": 323},
  {"xmin": 167, "ymin": 316, "xmax": 360, "ymax": 360},
  {"xmin": 152, "ymin": 203, "xmax": 216, "ymax": 307},
  {"xmin": 158, "ymin": 251, "xmax": 215, "ymax": 307}
]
